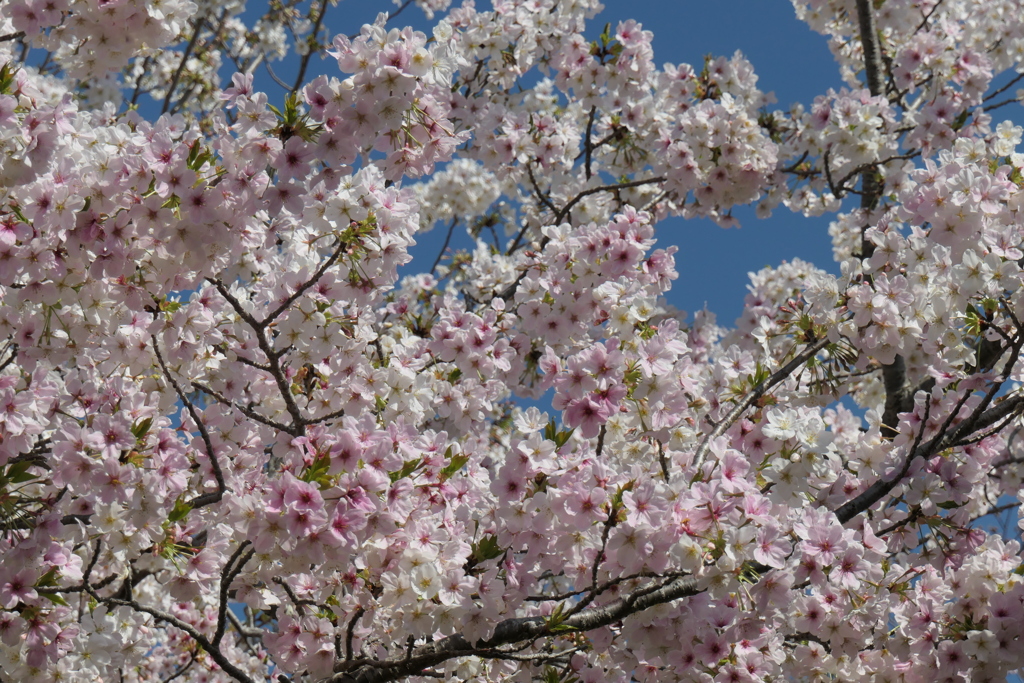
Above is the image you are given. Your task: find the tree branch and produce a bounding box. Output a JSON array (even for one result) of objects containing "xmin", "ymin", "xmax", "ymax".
[
  {"xmin": 213, "ymin": 542, "xmax": 254, "ymax": 647},
  {"xmin": 291, "ymin": 0, "xmax": 331, "ymax": 93},
  {"xmin": 163, "ymin": 16, "xmax": 207, "ymax": 114},
  {"xmin": 554, "ymin": 176, "xmax": 665, "ymax": 225},
  {"xmin": 430, "ymin": 218, "xmax": 458, "ymax": 274},
  {"xmin": 207, "ymin": 279, "xmax": 307, "ymax": 434},
  {"xmin": 691, "ymin": 337, "xmax": 830, "ymax": 477},
  {"xmin": 152, "ymin": 336, "xmax": 227, "ymax": 509},
  {"xmin": 835, "ymin": 392, "xmax": 1024, "ymax": 524},
  {"xmin": 263, "ymin": 238, "xmax": 346, "ymax": 328},
  {"xmin": 327, "ymin": 574, "xmax": 702, "ymax": 683},
  {"xmin": 855, "ymin": 0, "xmax": 885, "ymax": 98},
  {"xmin": 93, "ymin": 591, "xmax": 257, "ymax": 683},
  {"xmin": 190, "ymin": 381, "xmax": 296, "ymax": 435}
]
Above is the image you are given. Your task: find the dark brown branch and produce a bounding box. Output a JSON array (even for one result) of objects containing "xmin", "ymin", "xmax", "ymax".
[
  {"xmin": 657, "ymin": 439, "xmax": 670, "ymax": 482},
  {"xmin": 291, "ymin": 0, "xmax": 331, "ymax": 93},
  {"xmin": 213, "ymin": 542, "xmax": 254, "ymax": 647},
  {"xmin": 880, "ymin": 354, "xmax": 914, "ymax": 438},
  {"xmin": 554, "ymin": 176, "xmax": 665, "ymax": 225},
  {"xmin": 274, "ymin": 576, "xmax": 317, "ymax": 615},
  {"xmin": 692, "ymin": 337, "xmax": 830, "ymax": 477},
  {"xmin": 983, "ymin": 97, "xmax": 1023, "ymax": 111},
  {"xmin": 227, "ymin": 608, "xmax": 264, "ymax": 641},
  {"xmin": 583, "ymin": 106, "xmax": 597, "ymax": 180},
  {"xmin": 855, "ymin": 0, "xmax": 885, "ymax": 98},
  {"xmin": 345, "ymin": 607, "xmax": 366, "ymax": 661},
  {"xmin": 0, "ymin": 343, "xmax": 18, "ymax": 373},
  {"xmin": 264, "ymin": 61, "xmax": 292, "ymax": 91},
  {"xmin": 983, "ymin": 71, "xmax": 1024, "ymax": 103},
  {"xmin": 306, "ymin": 406, "xmax": 348, "ymax": 426},
  {"xmin": 94, "ymin": 592, "xmax": 257, "ymax": 683},
  {"xmin": 161, "ymin": 652, "xmax": 198, "ymax": 683},
  {"xmin": 190, "ymin": 381, "xmax": 295, "ymax": 434},
  {"xmin": 875, "ymin": 506, "xmax": 922, "ymax": 537},
  {"xmin": 162, "ymin": 16, "xmax": 207, "ymax": 114},
  {"xmin": 328, "ymin": 574, "xmax": 702, "ymax": 683},
  {"xmin": 207, "ymin": 279, "xmax": 307, "ymax": 434},
  {"xmin": 835, "ymin": 392, "xmax": 1024, "ymax": 524},
  {"xmin": 430, "ymin": 218, "xmax": 458, "ymax": 274},
  {"xmin": 912, "ymin": 0, "xmax": 944, "ymax": 34},
  {"xmin": 263, "ymin": 238, "xmax": 345, "ymax": 328},
  {"xmin": 152, "ymin": 336, "xmax": 227, "ymax": 509}
]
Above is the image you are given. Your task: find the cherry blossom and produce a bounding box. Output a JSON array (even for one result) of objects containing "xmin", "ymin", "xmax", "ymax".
[{"xmin": 0, "ymin": 0, "xmax": 1023, "ymax": 681}]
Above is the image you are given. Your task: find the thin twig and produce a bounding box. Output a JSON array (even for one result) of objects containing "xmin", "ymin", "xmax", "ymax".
[
  {"xmin": 430, "ymin": 218, "xmax": 458, "ymax": 274},
  {"xmin": 291, "ymin": 0, "xmax": 331, "ymax": 93},
  {"xmin": 162, "ymin": 16, "xmax": 207, "ymax": 114},
  {"xmin": 151, "ymin": 336, "xmax": 227, "ymax": 509},
  {"xmin": 691, "ymin": 337, "xmax": 829, "ymax": 478},
  {"xmin": 554, "ymin": 176, "xmax": 665, "ymax": 224},
  {"xmin": 190, "ymin": 381, "xmax": 295, "ymax": 434},
  {"xmin": 91, "ymin": 590, "xmax": 257, "ymax": 683}
]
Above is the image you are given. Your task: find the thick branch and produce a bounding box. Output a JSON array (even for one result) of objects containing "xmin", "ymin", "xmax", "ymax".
[
  {"xmin": 328, "ymin": 575, "xmax": 701, "ymax": 683},
  {"xmin": 835, "ymin": 392, "xmax": 1024, "ymax": 524},
  {"xmin": 879, "ymin": 354, "xmax": 915, "ymax": 438},
  {"xmin": 214, "ymin": 542, "xmax": 254, "ymax": 647},
  {"xmin": 855, "ymin": 0, "xmax": 885, "ymax": 98},
  {"xmin": 93, "ymin": 590, "xmax": 256, "ymax": 683}
]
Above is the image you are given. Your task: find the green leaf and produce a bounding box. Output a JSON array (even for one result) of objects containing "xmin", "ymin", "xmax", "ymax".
[
  {"xmin": 9, "ymin": 204, "xmax": 28, "ymax": 224},
  {"xmin": 553, "ymin": 427, "xmax": 575, "ymax": 449},
  {"xmin": 544, "ymin": 419, "xmax": 557, "ymax": 443},
  {"xmin": 389, "ymin": 458, "xmax": 423, "ymax": 483},
  {"xmin": 0, "ymin": 62, "xmax": 18, "ymax": 95},
  {"xmin": 951, "ymin": 109, "xmax": 970, "ymax": 131},
  {"xmin": 167, "ymin": 497, "xmax": 192, "ymax": 525},
  {"xmin": 5, "ymin": 460, "xmax": 35, "ymax": 485},
  {"xmin": 40, "ymin": 592, "xmax": 70, "ymax": 607},
  {"xmin": 447, "ymin": 368, "xmax": 462, "ymax": 383},
  {"xmin": 471, "ymin": 534, "xmax": 504, "ymax": 563},
  {"xmin": 301, "ymin": 454, "xmax": 335, "ymax": 488},
  {"xmin": 439, "ymin": 448, "xmax": 469, "ymax": 482},
  {"xmin": 131, "ymin": 418, "xmax": 153, "ymax": 441},
  {"xmin": 35, "ymin": 567, "xmax": 60, "ymax": 587}
]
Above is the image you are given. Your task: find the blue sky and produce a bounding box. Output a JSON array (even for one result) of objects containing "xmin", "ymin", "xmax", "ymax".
[
  {"xmin": 591, "ymin": 0, "xmax": 845, "ymax": 326},
  {"xmin": 332, "ymin": 0, "xmax": 848, "ymax": 326},
  {"xmin": 118, "ymin": 0, "xmax": 1024, "ymax": 328},
  {"xmin": 238, "ymin": 0, "xmax": 1024, "ymax": 329}
]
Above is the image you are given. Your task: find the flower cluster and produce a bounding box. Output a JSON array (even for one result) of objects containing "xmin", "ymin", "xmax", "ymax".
[{"xmin": 0, "ymin": 0, "xmax": 1024, "ymax": 682}]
